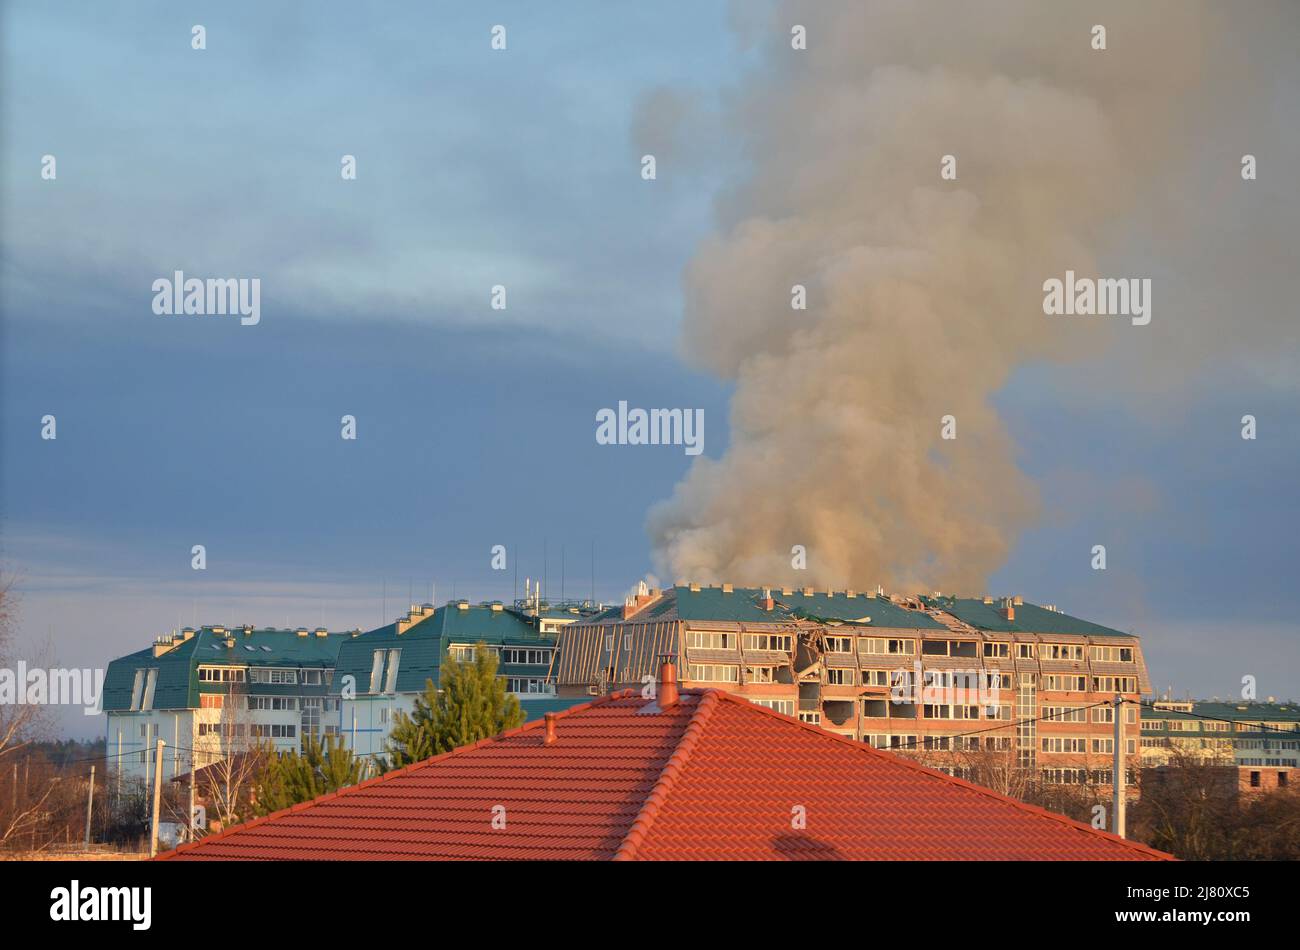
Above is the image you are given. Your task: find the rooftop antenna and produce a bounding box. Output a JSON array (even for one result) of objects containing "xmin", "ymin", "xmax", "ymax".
[
  {"xmin": 382, "ymin": 578, "xmax": 387, "ymax": 627},
  {"xmin": 543, "ymin": 538, "xmax": 548, "ymax": 605},
  {"xmin": 513, "ymin": 547, "xmax": 518, "ymax": 605},
  {"xmin": 591, "ymin": 540, "xmax": 595, "ymax": 607},
  {"xmin": 561, "ymin": 545, "xmax": 566, "ymax": 604}
]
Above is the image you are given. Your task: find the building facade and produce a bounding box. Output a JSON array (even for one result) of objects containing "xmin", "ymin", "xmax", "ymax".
[
  {"xmin": 553, "ymin": 584, "xmax": 1151, "ymax": 788},
  {"xmin": 1140, "ymin": 699, "xmax": 1300, "ymax": 794},
  {"xmin": 102, "ymin": 625, "xmax": 350, "ymax": 784},
  {"xmin": 329, "ymin": 598, "xmax": 594, "ymax": 760}
]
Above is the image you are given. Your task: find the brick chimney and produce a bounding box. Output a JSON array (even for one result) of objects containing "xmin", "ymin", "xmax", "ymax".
[
  {"xmin": 761, "ymin": 587, "xmax": 775, "ymax": 611},
  {"xmin": 1001, "ymin": 598, "xmax": 1015, "ymax": 622},
  {"xmin": 543, "ymin": 712, "xmax": 557, "ymax": 745},
  {"xmin": 657, "ymin": 656, "xmax": 679, "ymax": 709}
]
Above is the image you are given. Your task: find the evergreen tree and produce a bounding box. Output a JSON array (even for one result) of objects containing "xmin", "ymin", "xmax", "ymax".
[
  {"xmin": 255, "ymin": 733, "xmax": 369, "ymax": 815},
  {"xmin": 384, "ymin": 641, "xmax": 525, "ymax": 769}
]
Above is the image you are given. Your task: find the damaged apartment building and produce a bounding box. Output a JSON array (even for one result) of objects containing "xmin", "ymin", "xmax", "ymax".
[{"xmin": 551, "ymin": 583, "xmax": 1152, "ymax": 786}]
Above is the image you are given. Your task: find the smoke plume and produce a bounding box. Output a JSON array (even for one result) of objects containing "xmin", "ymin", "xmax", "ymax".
[{"xmin": 648, "ymin": 1, "xmax": 1297, "ymax": 592}]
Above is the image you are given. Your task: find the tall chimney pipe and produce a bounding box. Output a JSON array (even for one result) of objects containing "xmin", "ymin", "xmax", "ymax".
[
  {"xmin": 543, "ymin": 712, "xmax": 557, "ymax": 745},
  {"xmin": 657, "ymin": 656, "xmax": 679, "ymax": 709}
]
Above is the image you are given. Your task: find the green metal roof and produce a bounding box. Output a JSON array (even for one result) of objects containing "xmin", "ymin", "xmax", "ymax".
[
  {"xmin": 102, "ymin": 626, "xmax": 350, "ymax": 712},
  {"xmin": 1141, "ymin": 701, "xmax": 1300, "ymax": 736},
  {"xmin": 777, "ymin": 589, "xmax": 947, "ymax": 629},
  {"xmin": 921, "ymin": 596, "xmax": 1132, "ymax": 638},
  {"xmin": 330, "ymin": 603, "xmax": 555, "ymax": 696},
  {"xmin": 643, "ymin": 586, "xmax": 947, "ymax": 628}
]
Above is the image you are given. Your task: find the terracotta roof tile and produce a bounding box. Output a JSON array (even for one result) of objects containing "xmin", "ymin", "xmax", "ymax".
[{"xmin": 160, "ymin": 688, "xmax": 1171, "ymax": 861}]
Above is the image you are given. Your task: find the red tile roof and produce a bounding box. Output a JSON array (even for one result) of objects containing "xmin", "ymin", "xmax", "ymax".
[{"xmin": 159, "ymin": 689, "xmax": 1172, "ymax": 861}]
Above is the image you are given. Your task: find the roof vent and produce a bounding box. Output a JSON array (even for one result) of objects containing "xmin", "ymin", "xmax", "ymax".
[
  {"xmin": 1013, "ymin": 595, "xmax": 1024, "ymax": 606},
  {"xmin": 223, "ymin": 637, "xmax": 236, "ymax": 649},
  {"xmin": 543, "ymin": 713, "xmax": 558, "ymax": 745}
]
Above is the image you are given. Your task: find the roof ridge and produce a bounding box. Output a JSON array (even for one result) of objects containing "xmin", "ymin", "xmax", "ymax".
[
  {"xmin": 613, "ymin": 690, "xmax": 719, "ymax": 861},
  {"xmin": 704, "ymin": 690, "xmax": 1172, "ymax": 860}
]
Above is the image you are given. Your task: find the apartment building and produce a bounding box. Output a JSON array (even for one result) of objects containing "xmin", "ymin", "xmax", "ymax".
[
  {"xmin": 330, "ymin": 598, "xmax": 593, "ymax": 759},
  {"xmin": 1140, "ymin": 699, "xmax": 1300, "ymax": 794},
  {"xmin": 102, "ymin": 625, "xmax": 351, "ymax": 784},
  {"xmin": 552, "ymin": 584, "xmax": 1150, "ymax": 787}
]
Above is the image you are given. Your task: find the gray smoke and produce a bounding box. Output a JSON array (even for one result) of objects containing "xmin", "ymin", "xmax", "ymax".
[{"xmin": 648, "ymin": 0, "xmax": 1298, "ymax": 592}]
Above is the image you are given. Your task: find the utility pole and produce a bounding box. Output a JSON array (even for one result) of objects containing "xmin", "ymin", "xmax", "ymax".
[
  {"xmin": 188, "ymin": 751, "xmax": 196, "ymax": 843},
  {"xmin": 149, "ymin": 738, "xmax": 166, "ymax": 857},
  {"xmin": 83, "ymin": 766, "xmax": 95, "ymax": 849},
  {"xmin": 1112, "ymin": 694, "xmax": 1126, "ymax": 838}
]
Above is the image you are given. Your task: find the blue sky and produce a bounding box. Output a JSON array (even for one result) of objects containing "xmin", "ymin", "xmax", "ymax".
[{"xmin": 2, "ymin": 1, "xmax": 1297, "ymax": 737}]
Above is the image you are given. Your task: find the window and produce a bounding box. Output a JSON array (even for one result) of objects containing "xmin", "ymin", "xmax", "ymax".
[
  {"xmin": 505, "ymin": 677, "xmax": 555, "ymax": 695},
  {"xmin": 500, "ymin": 647, "xmax": 554, "ymax": 665},
  {"xmin": 623, "ymin": 633, "xmax": 633, "ymax": 651},
  {"xmin": 198, "ymin": 667, "xmax": 246, "ymax": 683},
  {"xmin": 687, "ymin": 631, "xmax": 735, "ymax": 650},
  {"xmin": 985, "ymin": 737, "xmax": 1013, "ymax": 752},
  {"xmin": 199, "ymin": 694, "xmax": 224, "ymax": 709},
  {"xmin": 1043, "ymin": 644, "xmax": 1085, "ymax": 661},
  {"xmin": 1041, "ymin": 737, "xmax": 1088, "ymax": 754},
  {"xmin": 248, "ymin": 696, "xmax": 295, "ymax": 711},
  {"xmin": 686, "ymin": 664, "xmax": 738, "ymax": 683},
  {"xmin": 301, "ymin": 669, "xmax": 323, "ymax": 686},
  {"xmin": 863, "ymin": 699, "xmax": 889, "ymax": 718},
  {"xmin": 1091, "ymin": 676, "xmax": 1137, "ymax": 693},
  {"xmin": 983, "ymin": 642, "xmax": 1009, "ymax": 658},
  {"xmin": 745, "ymin": 666, "xmax": 775, "ymax": 684},
  {"xmin": 824, "ymin": 636, "xmax": 853, "ymax": 654},
  {"xmin": 603, "ymin": 634, "xmax": 614, "ymax": 652},
  {"xmin": 825, "ymin": 668, "xmax": 851, "ymax": 685},
  {"xmin": 799, "ymin": 711, "xmax": 821, "ymax": 725},
  {"xmin": 861, "ymin": 669, "xmax": 889, "ymax": 687},
  {"xmin": 1090, "ymin": 645, "xmax": 1134, "ymax": 663},
  {"xmin": 383, "ymin": 649, "xmax": 401, "ymax": 694},
  {"xmin": 369, "ymin": 650, "xmax": 385, "ymax": 693},
  {"xmin": 248, "ymin": 668, "xmax": 297, "ymax": 685},
  {"xmin": 1250, "ymin": 771, "xmax": 1261, "ymax": 788},
  {"xmin": 1044, "ymin": 705, "xmax": 1088, "ymax": 723},
  {"xmin": 1017, "ymin": 643, "xmax": 1036, "ymax": 659},
  {"xmin": 129, "ymin": 670, "xmax": 145, "ymax": 711},
  {"xmin": 1279, "ymin": 772, "xmax": 1289, "ymax": 788},
  {"xmin": 750, "ymin": 698, "xmax": 794, "ymax": 716},
  {"xmin": 744, "ymin": 632, "xmax": 792, "ymax": 652},
  {"xmin": 924, "ymin": 704, "xmax": 980, "ymax": 720},
  {"xmin": 1043, "ymin": 674, "xmax": 1087, "ymax": 691},
  {"xmin": 861, "ymin": 637, "xmax": 914, "ymax": 656},
  {"xmin": 921, "ymin": 640, "xmax": 976, "ymax": 658}
]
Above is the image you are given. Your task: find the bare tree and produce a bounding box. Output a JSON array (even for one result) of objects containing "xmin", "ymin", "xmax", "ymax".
[
  {"xmin": 0, "ymin": 576, "xmax": 59, "ymax": 850},
  {"xmin": 194, "ymin": 678, "xmax": 267, "ymax": 831}
]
